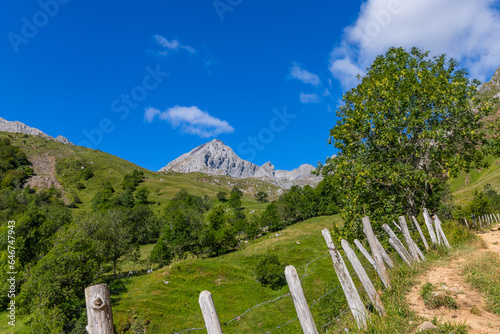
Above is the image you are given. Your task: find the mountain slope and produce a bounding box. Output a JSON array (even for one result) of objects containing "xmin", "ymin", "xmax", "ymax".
[
  {"xmin": 0, "ymin": 132, "xmax": 282, "ymax": 210},
  {"xmin": 160, "ymin": 139, "xmax": 322, "ymax": 188}
]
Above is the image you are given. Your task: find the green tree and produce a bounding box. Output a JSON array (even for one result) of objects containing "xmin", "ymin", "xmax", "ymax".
[
  {"xmin": 321, "ymin": 47, "xmax": 496, "ymax": 236},
  {"xmin": 228, "ymin": 186, "xmax": 243, "ymax": 209},
  {"xmin": 255, "ymin": 190, "xmax": 269, "ymax": 203},
  {"xmin": 216, "ymin": 191, "xmax": 228, "ymax": 202},
  {"xmin": 135, "ymin": 186, "xmax": 150, "ymax": 205},
  {"xmin": 203, "ymin": 206, "xmax": 237, "ymax": 256}
]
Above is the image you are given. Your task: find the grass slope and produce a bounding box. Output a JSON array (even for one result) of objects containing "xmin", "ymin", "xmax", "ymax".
[
  {"xmin": 450, "ymin": 156, "xmax": 500, "ymax": 206},
  {"xmin": 110, "ymin": 215, "xmax": 346, "ymax": 333}
]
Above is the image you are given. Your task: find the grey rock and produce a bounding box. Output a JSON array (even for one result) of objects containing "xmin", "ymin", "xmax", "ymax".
[
  {"xmin": 416, "ymin": 321, "xmax": 437, "ymax": 332},
  {"xmin": 0, "ymin": 117, "xmax": 74, "ymax": 145},
  {"xmin": 159, "ymin": 139, "xmax": 322, "ymax": 188}
]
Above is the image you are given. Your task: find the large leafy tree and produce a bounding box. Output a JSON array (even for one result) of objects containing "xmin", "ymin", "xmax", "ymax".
[{"xmin": 321, "ymin": 47, "xmax": 496, "ymax": 237}]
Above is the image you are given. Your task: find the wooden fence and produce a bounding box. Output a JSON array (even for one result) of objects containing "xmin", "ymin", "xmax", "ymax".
[{"xmin": 84, "ymin": 209, "xmax": 499, "ymax": 333}]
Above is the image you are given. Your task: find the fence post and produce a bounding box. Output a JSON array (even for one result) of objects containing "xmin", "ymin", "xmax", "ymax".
[
  {"xmin": 284, "ymin": 266, "xmax": 319, "ymax": 334},
  {"xmin": 411, "ymin": 216, "xmax": 429, "ymax": 250},
  {"xmin": 85, "ymin": 284, "xmax": 115, "ymax": 334},
  {"xmin": 341, "ymin": 240, "xmax": 385, "ymax": 316},
  {"xmin": 322, "ymin": 229, "xmax": 368, "ymax": 329},
  {"xmin": 388, "ymin": 238, "xmax": 411, "ymax": 266},
  {"xmin": 398, "ymin": 216, "xmax": 420, "ymax": 263},
  {"xmin": 382, "ymin": 224, "xmax": 414, "ymax": 264},
  {"xmin": 362, "ymin": 217, "xmax": 391, "ymax": 288},
  {"xmin": 354, "ymin": 239, "xmax": 391, "ymax": 288},
  {"xmin": 433, "ymin": 215, "xmax": 451, "ymax": 249},
  {"xmin": 199, "ymin": 291, "xmax": 223, "ymax": 334},
  {"xmin": 423, "ymin": 208, "xmax": 438, "ymax": 245},
  {"xmin": 374, "ymin": 236, "xmax": 395, "ymax": 269},
  {"xmin": 497, "ymin": 213, "xmax": 500, "ymax": 222}
]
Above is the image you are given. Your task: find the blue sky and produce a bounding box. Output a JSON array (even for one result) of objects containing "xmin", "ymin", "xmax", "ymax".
[{"xmin": 2, "ymin": 0, "xmax": 500, "ymax": 171}]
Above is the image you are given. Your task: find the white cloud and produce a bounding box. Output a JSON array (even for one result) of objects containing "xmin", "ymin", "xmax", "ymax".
[
  {"xmin": 154, "ymin": 34, "xmax": 196, "ymax": 54},
  {"xmin": 300, "ymin": 92, "xmax": 321, "ymax": 104},
  {"xmin": 145, "ymin": 106, "xmax": 235, "ymax": 138},
  {"xmin": 144, "ymin": 107, "xmax": 161, "ymax": 123},
  {"xmin": 330, "ymin": 0, "xmax": 500, "ymax": 89},
  {"xmin": 290, "ymin": 63, "xmax": 322, "ymax": 86}
]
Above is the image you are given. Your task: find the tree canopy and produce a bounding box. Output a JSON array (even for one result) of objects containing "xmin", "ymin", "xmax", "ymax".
[{"xmin": 321, "ymin": 47, "xmax": 497, "ymax": 237}]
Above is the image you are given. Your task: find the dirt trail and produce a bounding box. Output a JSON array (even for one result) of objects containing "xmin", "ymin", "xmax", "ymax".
[{"xmin": 407, "ymin": 225, "xmax": 500, "ymax": 334}]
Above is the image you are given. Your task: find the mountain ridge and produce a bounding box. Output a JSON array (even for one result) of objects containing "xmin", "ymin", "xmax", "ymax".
[
  {"xmin": 0, "ymin": 117, "xmax": 74, "ymax": 145},
  {"xmin": 159, "ymin": 139, "xmax": 322, "ymax": 188}
]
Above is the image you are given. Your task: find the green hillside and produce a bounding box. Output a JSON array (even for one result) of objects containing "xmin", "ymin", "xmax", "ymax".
[
  {"xmin": 0, "ymin": 132, "xmax": 281, "ymax": 213},
  {"xmin": 450, "ymin": 156, "xmax": 500, "ymax": 206}
]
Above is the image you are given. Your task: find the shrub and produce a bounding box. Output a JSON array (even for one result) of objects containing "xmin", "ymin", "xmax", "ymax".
[
  {"xmin": 255, "ymin": 254, "xmax": 286, "ymax": 290},
  {"xmin": 75, "ymin": 182, "xmax": 86, "ymax": 190}
]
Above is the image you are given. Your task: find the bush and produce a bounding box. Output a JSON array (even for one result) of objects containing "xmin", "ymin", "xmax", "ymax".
[
  {"xmin": 81, "ymin": 168, "xmax": 94, "ymax": 180},
  {"xmin": 75, "ymin": 182, "xmax": 86, "ymax": 190},
  {"xmin": 216, "ymin": 191, "xmax": 227, "ymax": 202},
  {"xmin": 255, "ymin": 255, "xmax": 286, "ymax": 290},
  {"xmin": 255, "ymin": 191, "xmax": 268, "ymax": 203}
]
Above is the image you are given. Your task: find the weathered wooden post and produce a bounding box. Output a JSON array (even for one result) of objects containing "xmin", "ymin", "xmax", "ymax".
[
  {"xmin": 199, "ymin": 291, "xmax": 223, "ymax": 334},
  {"xmin": 322, "ymin": 229, "xmax": 368, "ymax": 329},
  {"xmin": 494, "ymin": 213, "xmax": 499, "ymax": 223},
  {"xmin": 388, "ymin": 238, "xmax": 411, "ymax": 266},
  {"xmin": 382, "ymin": 224, "xmax": 414, "ymax": 264},
  {"xmin": 362, "ymin": 217, "xmax": 390, "ymax": 288},
  {"xmin": 432, "ymin": 215, "xmax": 451, "ymax": 249},
  {"xmin": 85, "ymin": 284, "xmax": 115, "ymax": 334},
  {"xmin": 341, "ymin": 240, "xmax": 385, "ymax": 316},
  {"xmin": 354, "ymin": 239, "xmax": 391, "ymax": 288},
  {"xmin": 374, "ymin": 236, "xmax": 395, "ymax": 269},
  {"xmin": 284, "ymin": 266, "xmax": 319, "ymax": 334},
  {"xmin": 423, "ymin": 208, "xmax": 438, "ymax": 245},
  {"xmin": 411, "ymin": 216, "xmax": 429, "ymax": 250},
  {"xmin": 398, "ymin": 216, "xmax": 420, "ymax": 263},
  {"xmin": 497, "ymin": 213, "xmax": 500, "ymax": 223}
]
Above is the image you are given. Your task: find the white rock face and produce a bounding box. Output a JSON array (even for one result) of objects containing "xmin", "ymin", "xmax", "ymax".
[
  {"xmin": 159, "ymin": 139, "xmax": 322, "ymax": 188},
  {"xmin": 0, "ymin": 117, "xmax": 74, "ymax": 145}
]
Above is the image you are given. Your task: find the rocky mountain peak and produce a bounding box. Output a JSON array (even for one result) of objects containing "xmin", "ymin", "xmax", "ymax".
[
  {"xmin": 159, "ymin": 140, "xmax": 322, "ymax": 188},
  {"xmin": 0, "ymin": 117, "xmax": 73, "ymax": 145}
]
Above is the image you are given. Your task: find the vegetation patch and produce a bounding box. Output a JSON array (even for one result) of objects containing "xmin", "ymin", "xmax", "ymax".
[
  {"xmin": 462, "ymin": 251, "xmax": 500, "ymax": 316},
  {"xmin": 420, "ymin": 282, "xmax": 459, "ymax": 310}
]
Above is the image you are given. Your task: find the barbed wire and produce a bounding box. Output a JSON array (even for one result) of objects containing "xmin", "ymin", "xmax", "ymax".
[
  {"xmin": 301, "ymin": 254, "xmax": 329, "ymax": 282},
  {"xmin": 309, "ymin": 284, "xmax": 342, "ymax": 310},
  {"xmin": 320, "ymin": 308, "xmax": 350, "ymax": 332},
  {"xmin": 223, "ymin": 293, "xmax": 291, "ymax": 325},
  {"xmin": 173, "ymin": 326, "xmax": 205, "ymax": 334},
  {"xmin": 265, "ymin": 316, "xmax": 299, "ymax": 333}
]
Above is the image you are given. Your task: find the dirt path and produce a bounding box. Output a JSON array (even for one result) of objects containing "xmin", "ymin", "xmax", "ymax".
[{"xmin": 407, "ymin": 225, "xmax": 500, "ymax": 334}]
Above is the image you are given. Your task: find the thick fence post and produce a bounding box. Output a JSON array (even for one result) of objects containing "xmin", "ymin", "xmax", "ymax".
[
  {"xmin": 199, "ymin": 291, "xmax": 223, "ymax": 334},
  {"xmin": 398, "ymin": 216, "xmax": 420, "ymax": 263},
  {"xmin": 341, "ymin": 240, "xmax": 385, "ymax": 316},
  {"xmin": 284, "ymin": 266, "xmax": 319, "ymax": 334},
  {"xmin": 382, "ymin": 224, "xmax": 414, "ymax": 264},
  {"xmin": 362, "ymin": 217, "xmax": 390, "ymax": 288},
  {"xmin": 322, "ymin": 229, "xmax": 368, "ymax": 329},
  {"xmin": 423, "ymin": 208, "xmax": 438, "ymax": 245},
  {"xmin": 85, "ymin": 284, "xmax": 115, "ymax": 334},
  {"xmin": 411, "ymin": 216, "xmax": 429, "ymax": 250}
]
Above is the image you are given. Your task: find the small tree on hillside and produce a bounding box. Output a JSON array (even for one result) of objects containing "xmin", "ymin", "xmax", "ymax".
[
  {"xmin": 255, "ymin": 190, "xmax": 269, "ymax": 203},
  {"xmin": 321, "ymin": 47, "xmax": 497, "ymax": 238}
]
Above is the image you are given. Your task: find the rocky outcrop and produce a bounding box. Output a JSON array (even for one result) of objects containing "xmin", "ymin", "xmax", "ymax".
[
  {"xmin": 0, "ymin": 117, "xmax": 74, "ymax": 145},
  {"xmin": 159, "ymin": 139, "xmax": 322, "ymax": 188},
  {"xmin": 159, "ymin": 139, "xmax": 259, "ymax": 178}
]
